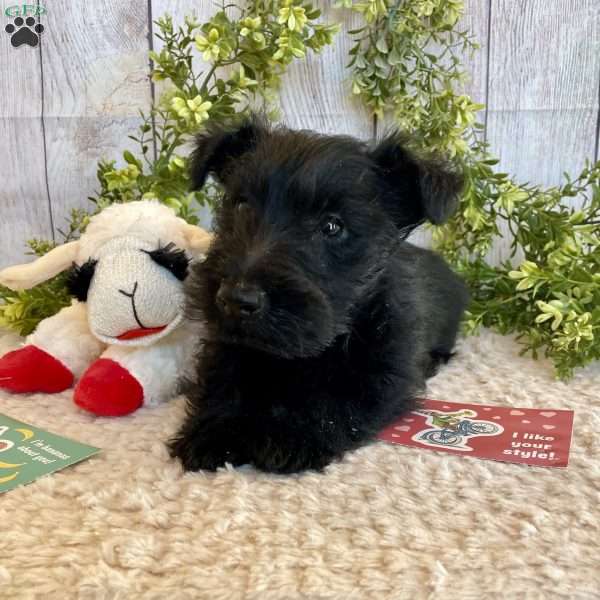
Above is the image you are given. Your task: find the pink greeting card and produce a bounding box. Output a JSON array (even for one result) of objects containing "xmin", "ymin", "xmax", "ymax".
[{"xmin": 379, "ymin": 399, "xmax": 574, "ymax": 468}]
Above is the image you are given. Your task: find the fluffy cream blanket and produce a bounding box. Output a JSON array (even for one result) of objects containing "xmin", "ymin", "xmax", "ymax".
[{"xmin": 0, "ymin": 330, "xmax": 598, "ymax": 599}]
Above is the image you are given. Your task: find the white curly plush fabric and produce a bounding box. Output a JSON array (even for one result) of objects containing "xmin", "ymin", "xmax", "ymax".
[{"xmin": 0, "ymin": 329, "xmax": 598, "ymax": 599}]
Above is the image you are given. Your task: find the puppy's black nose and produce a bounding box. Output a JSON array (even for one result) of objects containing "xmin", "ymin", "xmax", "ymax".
[{"xmin": 216, "ymin": 283, "xmax": 266, "ymax": 318}]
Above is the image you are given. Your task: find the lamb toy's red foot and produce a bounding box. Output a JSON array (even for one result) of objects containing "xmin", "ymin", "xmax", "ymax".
[
  {"xmin": 74, "ymin": 358, "xmax": 144, "ymax": 417},
  {"xmin": 0, "ymin": 345, "xmax": 74, "ymax": 393}
]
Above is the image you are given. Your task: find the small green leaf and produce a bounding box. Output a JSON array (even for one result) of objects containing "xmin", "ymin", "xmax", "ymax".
[
  {"xmin": 375, "ymin": 37, "xmax": 389, "ymax": 54},
  {"xmin": 123, "ymin": 151, "xmax": 140, "ymax": 166}
]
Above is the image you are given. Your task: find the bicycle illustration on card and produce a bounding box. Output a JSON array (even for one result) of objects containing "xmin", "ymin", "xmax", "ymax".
[{"xmin": 412, "ymin": 408, "xmax": 503, "ymax": 451}]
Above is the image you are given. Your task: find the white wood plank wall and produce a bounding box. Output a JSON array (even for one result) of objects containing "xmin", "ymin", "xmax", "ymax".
[{"xmin": 0, "ymin": 0, "xmax": 598, "ymax": 267}]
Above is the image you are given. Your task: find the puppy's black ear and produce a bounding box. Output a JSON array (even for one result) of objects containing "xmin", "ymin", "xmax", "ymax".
[
  {"xmin": 189, "ymin": 115, "xmax": 266, "ymax": 189},
  {"xmin": 370, "ymin": 132, "xmax": 463, "ymax": 228}
]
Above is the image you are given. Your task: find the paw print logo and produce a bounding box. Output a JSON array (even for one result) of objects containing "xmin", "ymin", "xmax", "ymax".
[{"xmin": 5, "ymin": 16, "xmax": 44, "ymax": 48}]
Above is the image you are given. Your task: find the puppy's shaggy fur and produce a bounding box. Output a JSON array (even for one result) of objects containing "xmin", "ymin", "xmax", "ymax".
[{"xmin": 169, "ymin": 116, "xmax": 469, "ymax": 474}]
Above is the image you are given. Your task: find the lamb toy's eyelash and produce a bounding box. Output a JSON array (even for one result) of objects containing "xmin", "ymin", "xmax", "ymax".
[
  {"xmin": 143, "ymin": 243, "xmax": 190, "ymax": 281},
  {"xmin": 66, "ymin": 259, "xmax": 98, "ymax": 302}
]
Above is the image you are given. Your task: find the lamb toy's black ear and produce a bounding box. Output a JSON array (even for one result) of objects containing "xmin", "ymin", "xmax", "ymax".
[
  {"xmin": 370, "ymin": 131, "xmax": 464, "ymax": 229},
  {"xmin": 189, "ymin": 114, "xmax": 267, "ymax": 190}
]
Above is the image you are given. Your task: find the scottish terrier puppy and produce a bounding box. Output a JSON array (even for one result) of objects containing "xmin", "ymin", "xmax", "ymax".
[{"xmin": 169, "ymin": 115, "xmax": 469, "ymax": 474}]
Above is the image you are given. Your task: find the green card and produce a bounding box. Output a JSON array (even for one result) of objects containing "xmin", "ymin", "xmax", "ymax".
[{"xmin": 0, "ymin": 413, "xmax": 100, "ymax": 494}]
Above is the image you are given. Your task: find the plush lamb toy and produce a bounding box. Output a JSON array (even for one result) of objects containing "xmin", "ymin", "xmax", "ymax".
[{"xmin": 0, "ymin": 200, "xmax": 212, "ymax": 416}]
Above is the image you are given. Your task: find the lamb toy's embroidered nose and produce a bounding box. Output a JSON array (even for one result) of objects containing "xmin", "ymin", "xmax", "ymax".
[{"xmin": 118, "ymin": 281, "xmax": 148, "ymax": 329}]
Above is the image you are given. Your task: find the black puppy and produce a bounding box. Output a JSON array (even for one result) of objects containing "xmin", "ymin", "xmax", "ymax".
[{"xmin": 169, "ymin": 115, "xmax": 469, "ymax": 474}]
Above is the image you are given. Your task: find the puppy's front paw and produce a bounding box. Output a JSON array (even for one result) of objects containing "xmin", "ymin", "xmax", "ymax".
[
  {"xmin": 168, "ymin": 429, "xmax": 244, "ymax": 472},
  {"xmin": 251, "ymin": 432, "xmax": 339, "ymax": 474},
  {"xmin": 253, "ymin": 449, "xmax": 335, "ymax": 474}
]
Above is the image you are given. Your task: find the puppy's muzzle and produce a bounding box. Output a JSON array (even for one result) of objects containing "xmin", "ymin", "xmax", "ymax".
[{"xmin": 216, "ymin": 282, "xmax": 266, "ymax": 319}]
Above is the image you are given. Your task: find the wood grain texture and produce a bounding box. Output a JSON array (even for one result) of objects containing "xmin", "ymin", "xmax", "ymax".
[
  {"xmin": 0, "ymin": 118, "xmax": 53, "ymax": 268},
  {"xmin": 152, "ymin": 1, "xmax": 215, "ymax": 25},
  {"xmin": 0, "ymin": 14, "xmax": 52, "ymax": 268},
  {"xmin": 461, "ymin": 0, "xmax": 490, "ymax": 109},
  {"xmin": 40, "ymin": 0, "xmax": 153, "ymax": 231},
  {"xmin": 486, "ymin": 0, "xmax": 600, "ymax": 184},
  {"xmin": 42, "ymin": 116, "xmax": 148, "ymax": 230},
  {"xmin": 278, "ymin": 2, "xmax": 371, "ymax": 138},
  {"xmin": 486, "ymin": 0, "xmax": 600, "ymax": 263}
]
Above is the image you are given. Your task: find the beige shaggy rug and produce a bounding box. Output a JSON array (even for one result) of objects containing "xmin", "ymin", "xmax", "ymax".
[{"xmin": 0, "ymin": 329, "xmax": 598, "ymax": 600}]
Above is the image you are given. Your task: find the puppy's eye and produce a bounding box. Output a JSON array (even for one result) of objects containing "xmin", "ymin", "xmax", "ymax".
[
  {"xmin": 143, "ymin": 243, "xmax": 190, "ymax": 281},
  {"xmin": 321, "ymin": 216, "xmax": 344, "ymax": 238}
]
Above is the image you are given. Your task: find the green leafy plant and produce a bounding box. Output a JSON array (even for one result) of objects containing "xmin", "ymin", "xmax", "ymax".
[
  {"xmin": 0, "ymin": 0, "xmax": 339, "ymax": 335},
  {"xmin": 342, "ymin": 0, "xmax": 600, "ymax": 378}
]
